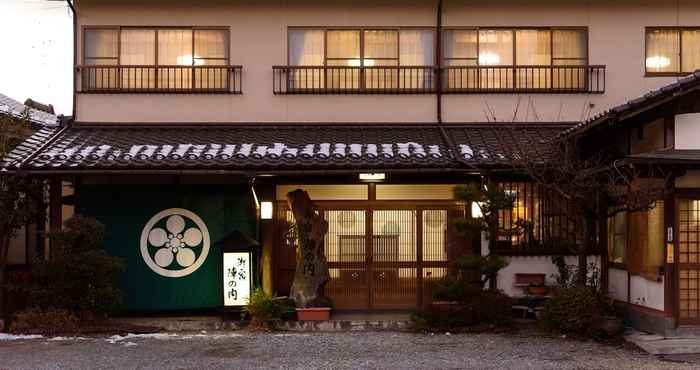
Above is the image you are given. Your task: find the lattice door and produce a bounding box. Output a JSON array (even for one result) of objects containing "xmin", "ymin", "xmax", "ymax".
[{"xmin": 678, "ymin": 199, "xmax": 700, "ymax": 324}]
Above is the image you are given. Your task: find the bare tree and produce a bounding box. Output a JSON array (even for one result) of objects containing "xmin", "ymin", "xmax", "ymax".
[{"xmin": 500, "ymin": 126, "xmax": 670, "ymax": 285}]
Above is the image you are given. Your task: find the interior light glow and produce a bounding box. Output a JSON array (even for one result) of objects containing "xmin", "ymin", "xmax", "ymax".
[
  {"xmin": 176, "ymin": 54, "xmax": 205, "ymax": 66},
  {"xmin": 646, "ymin": 56, "xmax": 671, "ymax": 69},
  {"xmin": 478, "ymin": 53, "xmax": 501, "ymax": 65},
  {"xmin": 260, "ymin": 201, "xmax": 273, "ymax": 220},
  {"xmin": 471, "ymin": 202, "xmax": 483, "ymax": 218}
]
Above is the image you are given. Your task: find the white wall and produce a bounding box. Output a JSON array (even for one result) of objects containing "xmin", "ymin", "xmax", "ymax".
[
  {"xmin": 481, "ymin": 233, "xmax": 602, "ymax": 297},
  {"xmin": 495, "ymin": 255, "xmax": 601, "ymax": 297},
  {"xmin": 608, "ymin": 268, "xmax": 628, "ymax": 302},
  {"xmin": 675, "ymin": 113, "xmax": 700, "ymax": 150},
  {"xmin": 630, "ymin": 275, "xmax": 664, "ymax": 311}
]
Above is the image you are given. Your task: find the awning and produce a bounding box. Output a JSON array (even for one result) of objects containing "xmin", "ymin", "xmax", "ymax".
[{"xmin": 2, "ymin": 123, "xmax": 570, "ymax": 174}]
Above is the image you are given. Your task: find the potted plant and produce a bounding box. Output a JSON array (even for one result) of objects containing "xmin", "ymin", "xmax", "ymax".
[{"xmin": 527, "ymin": 283, "xmax": 549, "ymax": 296}]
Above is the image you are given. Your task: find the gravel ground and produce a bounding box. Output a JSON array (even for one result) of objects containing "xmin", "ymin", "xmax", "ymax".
[{"xmin": 0, "ymin": 331, "xmax": 696, "ymax": 370}]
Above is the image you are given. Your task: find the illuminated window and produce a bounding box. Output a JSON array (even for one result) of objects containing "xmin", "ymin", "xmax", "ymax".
[
  {"xmin": 84, "ymin": 27, "xmax": 229, "ymax": 90},
  {"xmin": 646, "ymin": 28, "xmax": 700, "ymax": 75},
  {"xmin": 288, "ymin": 28, "xmax": 435, "ymax": 90}
]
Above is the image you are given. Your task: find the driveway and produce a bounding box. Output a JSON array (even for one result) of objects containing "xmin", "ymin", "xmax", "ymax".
[{"xmin": 0, "ymin": 331, "xmax": 695, "ymax": 370}]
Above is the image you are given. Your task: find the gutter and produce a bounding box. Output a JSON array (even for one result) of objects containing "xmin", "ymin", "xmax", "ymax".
[{"xmin": 66, "ymin": 0, "xmax": 77, "ymax": 119}]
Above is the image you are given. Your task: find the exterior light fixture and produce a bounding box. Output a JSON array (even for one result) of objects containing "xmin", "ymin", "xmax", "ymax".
[
  {"xmin": 471, "ymin": 202, "xmax": 483, "ymax": 218},
  {"xmin": 260, "ymin": 201, "xmax": 273, "ymax": 220},
  {"xmin": 359, "ymin": 173, "xmax": 386, "ymax": 181}
]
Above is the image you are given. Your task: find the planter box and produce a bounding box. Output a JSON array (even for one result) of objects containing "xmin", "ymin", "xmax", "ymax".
[{"xmin": 296, "ymin": 307, "xmax": 331, "ymax": 321}]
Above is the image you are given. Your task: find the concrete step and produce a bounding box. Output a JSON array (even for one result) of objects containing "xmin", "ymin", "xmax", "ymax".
[{"xmin": 625, "ymin": 330, "xmax": 700, "ymax": 355}]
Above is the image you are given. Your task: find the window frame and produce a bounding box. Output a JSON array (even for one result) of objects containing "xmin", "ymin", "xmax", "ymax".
[
  {"xmin": 645, "ymin": 26, "xmax": 700, "ymax": 77},
  {"xmin": 286, "ymin": 26, "xmax": 437, "ymax": 67},
  {"xmin": 441, "ymin": 26, "xmax": 589, "ymax": 67},
  {"xmin": 81, "ymin": 25, "xmax": 231, "ymax": 67}
]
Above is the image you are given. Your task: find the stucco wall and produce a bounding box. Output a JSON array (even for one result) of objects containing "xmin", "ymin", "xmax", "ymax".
[
  {"xmin": 608, "ymin": 268, "xmax": 628, "ymax": 303},
  {"xmin": 74, "ymin": 0, "xmax": 700, "ymax": 123}
]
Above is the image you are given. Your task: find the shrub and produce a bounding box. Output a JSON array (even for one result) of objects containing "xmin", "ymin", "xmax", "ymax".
[
  {"xmin": 10, "ymin": 307, "xmax": 78, "ymax": 334},
  {"xmin": 456, "ymin": 255, "xmax": 508, "ymax": 289},
  {"xmin": 541, "ymin": 285, "xmax": 598, "ymax": 334},
  {"xmin": 243, "ymin": 288, "xmax": 293, "ymax": 330},
  {"xmin": 414, "ymin": 281, "xmax": 513, "ymax": 330},
  {"xmin": 26, "ymin": 216, "xmax": 125, "ymax": 317}
]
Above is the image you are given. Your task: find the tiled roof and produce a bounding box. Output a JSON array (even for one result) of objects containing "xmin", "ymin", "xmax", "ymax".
[
  {"xmin": 5, "ymin": 123, "xmax": 570, "ymax": 173},
  {"xmin": 1, "ymin": 126, "xmax": 61, "ymax": 170},
  {"xmin": 0, "ymin": 93, "xmax": 59, "ymax": 127},
  {"xmin": 562, "ymin": 70, "xmax": 700, "ymax": 137}
]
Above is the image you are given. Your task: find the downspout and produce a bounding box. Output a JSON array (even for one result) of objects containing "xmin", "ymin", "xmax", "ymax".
[
  {"xmin": 66, "ymin": 0, "xmax": 77, "ymax": 119},
  {"xmin": 435, "ymin": 0, "xmax": 481, "ymax": 174}
]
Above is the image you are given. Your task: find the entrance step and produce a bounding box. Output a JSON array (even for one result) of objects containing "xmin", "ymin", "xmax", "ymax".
[
  {"xmin": 625, "ymin": 329, "xmax": 700, "ymax": 355},
  {"xmin": 111, "ymin": 313, "xmax": 412, "ymax": 333}
]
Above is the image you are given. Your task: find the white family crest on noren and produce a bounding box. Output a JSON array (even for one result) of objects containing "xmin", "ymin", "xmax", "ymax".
[{"xmin": 140, "ymin": 208, "xmax": 210, "ymax": 278}]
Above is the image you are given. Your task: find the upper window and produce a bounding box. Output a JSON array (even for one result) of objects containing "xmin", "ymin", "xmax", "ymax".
[
  {"xmin": 442, "ymin": 28, "xmax": 598, "ymax": 92},
  {"xmin": 279, "ymin": 28, "xmax": 435, "ymax": 93},
  {"xmin": 82, "ymin": 27, "xmax": 238, "ymax": 92},
  {"xmin": 443, "ymin": 28, "xmax": 587, "ymax": 67},
  {"xmin": 646, "ymin": 28, "xmax": 700, "ymax": 75}
]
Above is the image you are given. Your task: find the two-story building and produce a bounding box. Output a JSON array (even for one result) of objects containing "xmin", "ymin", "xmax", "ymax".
[{"xmin": 4, "ymin": 0, "xmax": 700, "ymax": 333}]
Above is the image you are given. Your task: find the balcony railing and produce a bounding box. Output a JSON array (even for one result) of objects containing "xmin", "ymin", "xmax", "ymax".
[
  {"xmin": 273, "ymin": 66, "xmax": 438, "ymax": 94},
  {"xmin": 443, "ymin": 65, "xmax": 606, "ymax": 94},
  {"xmin": 78, "ymin": 65, "xmax": 243, "ymax": 94}
]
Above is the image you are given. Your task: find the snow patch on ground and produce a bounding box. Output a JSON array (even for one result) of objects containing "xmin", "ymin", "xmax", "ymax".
[
  {"xmin": 48, "ymin": 336, "xmax": 88, "ymax": 341},
  {"xmin": 105, "ymin": 332, "xmax": 243, "ymax": 344},
  {"xmin": 0, "ymin": 333, "xmax": 43, "ymax": 341}
]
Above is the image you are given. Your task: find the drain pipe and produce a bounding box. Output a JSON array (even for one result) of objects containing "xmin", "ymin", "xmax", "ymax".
[
  {"xmin": 435, "ymin": 0, "xmax": 481, "ymax": 174},
  {"xmin": 66, "ymin": 0, "xmax": 77, "ymax": 119}
]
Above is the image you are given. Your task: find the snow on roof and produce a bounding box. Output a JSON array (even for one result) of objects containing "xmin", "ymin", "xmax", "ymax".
[{"xmin": 0, "ymin": 93, "xmax": 59, "ymax": 127}]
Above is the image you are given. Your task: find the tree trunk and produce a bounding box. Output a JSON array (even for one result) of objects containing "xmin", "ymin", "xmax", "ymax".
[
  {"xmin": 0, "ymin": 234, "xmax": 9, "ymax": 322},
  {"xmin": 577, "ymin": 217, "xmax": 590, "ymax": 286},
  {"xmin": 286, "ymin": 190, "xmax": 330, "ymax": 308}
]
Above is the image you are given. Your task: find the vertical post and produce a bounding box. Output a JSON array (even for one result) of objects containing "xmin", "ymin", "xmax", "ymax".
[
  {"xmin": 436, "ymin": 0, "xmax": 443, "ymax": 123},
  {"xmin": 49, "ymin": 178, "xmax": 63, "ymax": 260},
  {"xmin": 258, "ymin": 182, "xmax": 276, "ymax": 295}
]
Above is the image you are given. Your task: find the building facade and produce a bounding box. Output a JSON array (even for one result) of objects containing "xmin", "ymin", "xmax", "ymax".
[{"xmin": 5, "ymin": 0, "xmax": 700, "ymax": 331}]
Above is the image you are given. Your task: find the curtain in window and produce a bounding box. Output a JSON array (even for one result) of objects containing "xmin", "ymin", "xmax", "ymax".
[
  {"xmin": 399, "ymin": 30, "xmax": 434, "ymax": 89},
  {"xmin": 608, "ymin": 212, "xmax": 627, "ymax": 264},
  {"xmin": 552, "ymin": 30, "xmax": 586, "ymax": 90},
  {"xmin": 194, "ymin": 30, "xmax": 227, "ymax": 90},
  {"xmin": 364, "ymin": 30, "xmax": 398, "ymax": 89},
  {"xmin": 443, "ymin": 30, "xmax": 477, "ymax": 89},
  {"xmin": 326, "ymin": 31, "xmax": 361, "ymax": 89},
  {"xmin": 289, "ymin": 30, "xmax": 324, "ymax": 90},
  {"xmin": 646, "ymin": 29, "xmax": 680, "ymax": 73},
  {"xmin": 627, "ymin": 202, "xmax": 665, "ymax": 280},
  {"xmin": 84, "ymin": 29, "xmax": 119, "ymax": 90},
  {"xmin": 478, "ymin": 30, "xmax": 513, "ymax": 89},
  {"xmin": 157, "ymin": 29, "xmax": 193, "ymax": 89},
  {"xmin": 682, "ymin": 30, "xmax": 700, "ymax": 73},
  {"xmin": 85, "ymin": 29, "xmax": 118, "ymax": 62},
  {"xmin": 516, "ymin": 30, "xmax": 551, "ymax": 89},
  {"xmin": 120, "ymin": 29, "xmax": 156, "ymax": 89}
]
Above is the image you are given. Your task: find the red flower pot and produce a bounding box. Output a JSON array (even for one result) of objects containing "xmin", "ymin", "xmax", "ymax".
[{"xmin": 296, "ymin": 307, "xmax": 331, "ymax": 321}]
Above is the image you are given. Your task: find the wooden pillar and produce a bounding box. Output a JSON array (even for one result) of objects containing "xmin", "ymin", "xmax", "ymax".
[
  {"xmin": 258, "ymin": 182, "xmax": 275, "ymax": 295},
  {"xmin": 664, "ymin": 182, "xmax": 677, "ymax": 326},
  {"xmin": 49, "ymin": 178, "xmax": 62, "ymax": 260}
]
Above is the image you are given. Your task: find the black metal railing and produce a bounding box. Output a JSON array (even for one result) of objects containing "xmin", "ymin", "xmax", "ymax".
[
  {"xmin": 443, "ymin": 65, "xmax": 606, "ymax": 94},
  {"xmin": 273, "ymin": 66, "xmax": 438, "ymax": 94},
  {"xmin": 78, "ymin": 65, "xmax": 243, "ymax": 94}
]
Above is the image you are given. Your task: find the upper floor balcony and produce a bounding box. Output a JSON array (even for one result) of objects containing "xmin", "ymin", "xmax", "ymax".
[
  {"xmin": 272, "ymin": 27, "xmax": 605, "ymax": 94},
  {"xmin": 78, "ymin": 27, "xmax": 242, "ymax": 94}
]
